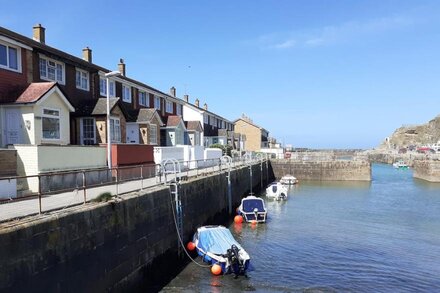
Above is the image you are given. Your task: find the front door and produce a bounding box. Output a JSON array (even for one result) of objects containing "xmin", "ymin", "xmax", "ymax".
[
  {"xmin": 80, "ymin": 117, "xmax": 96, "ymax": 145},
  {"xmin": 5, "ymin": 108, "xmax": 22, "ymax": 145},
  {"xmin": 126, "ymin": 123, "xmax": 139, "ymax": 144}
]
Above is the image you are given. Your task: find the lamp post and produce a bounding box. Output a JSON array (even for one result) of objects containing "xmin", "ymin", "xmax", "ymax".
[{"xmin": 105, "ymin": 71, "xmax": 121, "ymax": 170}]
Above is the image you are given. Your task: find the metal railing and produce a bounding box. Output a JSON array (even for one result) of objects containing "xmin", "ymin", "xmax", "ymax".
[{"xmin": 0, "ymin": 155, "xmax": 266, "ymax": 223}]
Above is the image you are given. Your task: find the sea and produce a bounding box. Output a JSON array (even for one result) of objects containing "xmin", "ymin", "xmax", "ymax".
[{"xmin": 161, "ymin": 163, "xmax": 440, "ymax": 292}]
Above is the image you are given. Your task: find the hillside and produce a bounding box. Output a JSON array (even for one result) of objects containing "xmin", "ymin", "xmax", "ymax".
[{"xmin": 378, "ymin": 115, "xmax": 440, "ymax": 149}]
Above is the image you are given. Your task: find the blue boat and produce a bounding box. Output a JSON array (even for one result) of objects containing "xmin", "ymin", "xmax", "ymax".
[{"xmin": 193, "ymin": 225, "xmax": 250, "ymax": 275}]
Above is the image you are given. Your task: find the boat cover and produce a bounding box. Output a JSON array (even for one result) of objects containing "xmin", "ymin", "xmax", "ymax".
[
  {"xmin": 197, "ymin": 226, "xmax": 244, "ymax": 255},
  {"xmin": 242, "ymin": 199, "xmax": 265, "ymax": 213}
]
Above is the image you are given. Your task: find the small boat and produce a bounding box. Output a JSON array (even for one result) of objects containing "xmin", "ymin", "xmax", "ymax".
[
  {"xmin": 266, "ymin": 182, "xmax": 288, "ymax": 200},
  {"xmin": 238, "ymin": 195, "xmax": 267, "ymax": 223},
  {"xmin": 280, "ymin": 174, "xmax": 298, "ymax": 185},
  {"xmin": 393, "ymin": 160, "xmax": 409, "ymax": 170},
  {"xmin": 193, "ymin": 225, "xmax": 250, "ymax": 275}
]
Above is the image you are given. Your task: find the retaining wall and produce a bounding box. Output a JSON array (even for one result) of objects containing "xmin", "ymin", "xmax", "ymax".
[
  {"xmin": 0, "ymin": 162, "xmax": 271, "ymax": 292},
  {"xmin": 271, "ymin": 159, "xmax": 371, "ymax": 181},
  {"xmin": 413, "ymin": 160, "xmax": 440, "ymax": 182}
]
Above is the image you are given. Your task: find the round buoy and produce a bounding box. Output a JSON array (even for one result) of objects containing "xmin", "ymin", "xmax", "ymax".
[
  {"xmin": 251, "ymin": 220, "xmax": 257, "ymax": 225},
  {"xmin": 234, "ymin": 215, "xmax": 243, "ymax": 224},
  {"xmin": 186, "ymin": 241, "xmax": 196, "ymax": 251},
  {"xmin": 211, "ymin": 264, "xmax": 222, "ymax": 275}
]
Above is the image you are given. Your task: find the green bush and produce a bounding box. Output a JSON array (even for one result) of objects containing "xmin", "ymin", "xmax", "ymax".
[
  {"xmin": 209, "ymin": 144, "xmax": 232, "ymax": 156},
  {"xmin": 92, "ymin": 192, "xmax": 113, "ymax": 202}
]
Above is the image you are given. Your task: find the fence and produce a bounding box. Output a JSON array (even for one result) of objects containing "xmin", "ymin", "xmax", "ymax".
[{"xmin": 0, "ymin": 155, "xmax": 267, "ymax": 222}]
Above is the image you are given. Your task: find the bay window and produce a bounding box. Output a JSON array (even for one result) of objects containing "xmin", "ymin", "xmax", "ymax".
[{"xmin": 110, "ymin": 117, "xmax": 121, "ymax": 142}]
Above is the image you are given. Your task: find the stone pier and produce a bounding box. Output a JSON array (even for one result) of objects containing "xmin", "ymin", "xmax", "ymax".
[{"xmin": 413, "ymin": 159, "xmax": 440, "ymax": 182}]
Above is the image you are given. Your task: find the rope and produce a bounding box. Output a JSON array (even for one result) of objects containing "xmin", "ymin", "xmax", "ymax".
[{"xmin": 168, "ymin": 183, "xmax": 211, "ymax": 268}]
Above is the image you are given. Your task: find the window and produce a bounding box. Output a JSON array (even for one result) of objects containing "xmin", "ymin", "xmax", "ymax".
[
  {"xmin": 176, "ymin": 104, "xmax": 182, "ymax": 116},
  {"xmin": 203, "ymin": 114, "xmax": 208, "ymax": 124},
  {"xmin": 99, "ymin": 78, "xmax": 115, "ymax": 97},
  {"xmin": 149, "ymin": 124, "xmax": 157, "ymax": 144},
  {"xmin": 75, "ymin": 69, "xmax": 89, "ymax": 91},
  {"xmin": 0, "ymin": 41, "xmax": 20, "ymax": 72},
  {"xmin": 166, "ymin": 100, "xmax": 173, "ymax": 113},
  {"xmin": 110, "ymin": 117, "xmax": 121, "ymax": 142},
  {"xmin": 42, "ymin": 108, "xmax": 60, "ymax": 140},
  {"xmin": 39, "ymin": 56, "xmax": 64, "ymax": 84},
  {"xmin": 122, "ymin": 85, "xmax": 131, "ymax": 103},
  {"xmin": 154, "ymin": 96, "xmax": 161, "ymax": 110},
  {"xmin": 210, "ymin": 116, "xmax": 216, "ymax": 126},
  {"xmin": 80, "ymin": 117, "xmax": 95, "ymax": 145},
  {"xmin": 139, "ymin": 91, "xmax": 148, "ymax": 106}
]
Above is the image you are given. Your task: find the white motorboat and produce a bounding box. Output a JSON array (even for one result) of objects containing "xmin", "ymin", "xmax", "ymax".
[
  {"xmin": 238, "ymin": 195, "xmax": 267, "ymax": 223},
  {"xmin": 393, "ymin": 160, "xmax": 409, "ymax": 170},
  {"xmin": 266, "ymin": 182, "xmax": 288, "ymax": 201},
  {"xmin": 280, "ymin": 174, "xmax": 298, "ymax": 185}
]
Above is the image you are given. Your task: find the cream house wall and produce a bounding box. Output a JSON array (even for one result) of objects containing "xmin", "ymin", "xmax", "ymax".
[
  {"xmin": 234, "ymin": 119, "xmax": 262, "ymax": 152},
  {"xmin": 34, "ymin": 91, "xmax": 71, "ymax": 145}
]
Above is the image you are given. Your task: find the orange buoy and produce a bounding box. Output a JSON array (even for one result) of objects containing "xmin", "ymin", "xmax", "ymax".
[
  {"xmin": 234, "ymin": 215, "xmax": 243, "ymax": 224},
  {"xmin": 186, "ymin": 241, "xmax": 196, "ymax": 251},
  {"xmin": 251, "ymin": 220, "xmax": 257, "ymax": 225},
  {"xmin": 211, "ymin": 264, "xmax": 222, "ymax": 275}
]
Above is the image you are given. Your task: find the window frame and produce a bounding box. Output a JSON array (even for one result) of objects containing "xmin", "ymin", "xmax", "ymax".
[
  {"xmin": 99, "ymin": 77, "xmax": 115, "ymax": 97},
  {"xmin": 110, "ymin": 117, "xmax": 121, "ymax": 143},
  {"xmin": 149, "ymin": 123, "xmax": 157, "ymax": 145},
  {"xmin": 0, "ymin": 40, "xmax": 22, "ymax": 73},
  {"xmin": 154, "ymin": 96, "xmax": 161, "ymax": 110},
  {"xmin": 165, "ymin": 100, "xmax": 173, "ymax": 113},
  {"xmin": 39, "ymin": 55, "xmax": 65, "ymax": 84},
  {"xmin": 139, "ymin": 90, "xmax": 148, "ymax": 107},
  {"xmin": 80, "ymin": 117, "xmax": 96, "ymax": 145},
  {"xmin": 122, "ymin": 84, "xmax": 132, "ymax": 103},
  {"xmin": 75, "ymin": 68, "xmax": 89, "ymax": 91},
  {"xmin": 176, "ymin": 104, "xmax": 182, "ymax": 116},
  {"xmin": 203, "ymin": 114, "xmax": 208, "ymax": 124},
  {"xmin": 42, "ymin": 107, "xmax": 61, "ymax": 140}
]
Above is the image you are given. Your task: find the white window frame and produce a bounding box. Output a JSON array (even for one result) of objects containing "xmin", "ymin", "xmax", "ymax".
[
  {"xmin": 122, "ymin": 85, "xmax": 131, "ymax": 103},
  {"xmin": 99, "ymin": 77, "xmax": 115, "ymax": 97},
  {"xmin": 165, "ymin": 100, "xmax": 173, "ymax": 113},
  {"xmin": 80, "ymin": 117, "xmax": 96, "ymax": 145},
  {"xmin": 75, "ymin": 68, "xmax": 89, "ymax": 91},
  {"xmin": 154, "ymin": 96, "xmax": 161, "ymax": 110},
  {"xmin": 0, "ymin": 40, "xmax": 22, "ymax": 73},
  {"xmin": 42, "ymin": 107, "xmax": 61, "ymax": 140},
  {"xmin": 203, "ymin": 114, "xmax": 208, "ymax": 124},
  {"xmin": 176, "ymin": 104, "xmax": 182, "ymax": 116},
  {"xmin": 39, "ymin": 55, "xmax": 65, "ymax": 84},
  {"xmin": 139, "ymin": 91, "xmax": 148, "ymax": 106},
  {"xmin": 110, "ymin": 117, "xmax": 121, "ymax": 143},
  {"xmin": 149, "ymin": 123, "xmax": 157, "ymax": 145}
]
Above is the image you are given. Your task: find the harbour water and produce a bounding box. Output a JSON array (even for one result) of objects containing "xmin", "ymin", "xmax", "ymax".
[{"xmin": 161, "ymin": 164, "xmax": 440, "ymax": 292}]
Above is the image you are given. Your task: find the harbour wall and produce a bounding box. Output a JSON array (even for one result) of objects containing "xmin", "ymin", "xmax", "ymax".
[
  {"xmin": 271, "ymin": 159, "xmax": 371, "ymax": 181},
  {"xmin": 0, "ymin": 162, "xmax": 272, "ymax": 292},
  {"xmin": 413, "ymin": 160, "xmax": 440, "ymax": 182}
]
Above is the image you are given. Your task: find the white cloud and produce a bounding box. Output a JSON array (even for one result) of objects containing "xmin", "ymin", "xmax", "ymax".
[{"xmin": 256, "ymin": 14, "xmax": 415, "ymax": 50}]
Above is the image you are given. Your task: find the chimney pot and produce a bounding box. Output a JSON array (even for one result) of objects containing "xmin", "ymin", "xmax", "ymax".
[
  {"xmin": 183, "ymin": 94, "xmax": 189, "ymax": 102},
  {"xmin": 33, "ymin": 23, "xmax": 45, "ymax": 44},
  {"xmin": 118, "ymin": 58, "xmax": 126, "ymax": 76},
  {"xmin": 170, "ymin": 86, "xmax": 176, "ymax": 97},
  {"xmin": 203, "ymin": 103, "xmax": 208, "ymax": 110},
  {"xmin": 82, "ymin": 47, "xmax": 92, "ymax": 63},
  {"xmin": 195, "ymin": 98, "xmax": 199, "ymax": 108}
]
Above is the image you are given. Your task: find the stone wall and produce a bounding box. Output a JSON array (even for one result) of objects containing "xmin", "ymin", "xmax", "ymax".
[
  {"xmin": 0, "ymin": 162, "xmax": 270, "ymax": 292},
  {"xmin": 413, "ymin": 160, "xmax": 440, "ymax": 182},
  {"xmin": 271, "ymin": 159, "xmax": 371, "ymax": 181}
]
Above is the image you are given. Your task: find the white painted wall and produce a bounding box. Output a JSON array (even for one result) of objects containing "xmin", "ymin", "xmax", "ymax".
[
  {"xmin": 260, "ymin": 148, "xmax": 284, "ymax": 159},
  {"xmin": 153, "ymin": 146, "xmax": 185, "ymax": 164}
]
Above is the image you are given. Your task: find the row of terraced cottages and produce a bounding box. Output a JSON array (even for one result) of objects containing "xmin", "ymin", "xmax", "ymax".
[{"xmin": 0, "ymin": 24, "xmax": 251, "ymax": 196}]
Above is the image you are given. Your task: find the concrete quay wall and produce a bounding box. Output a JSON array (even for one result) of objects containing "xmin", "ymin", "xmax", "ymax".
[
  {"xmin": 413, "ymin": 160, "xmax": 440, "ymax": 182},
  {"xmin": 271, "ymin": 159, "xmax": 371, "ymax": 181},
  {"xmin": 0, "ymin": 162, "xmax": 270, "ymax": 292}
]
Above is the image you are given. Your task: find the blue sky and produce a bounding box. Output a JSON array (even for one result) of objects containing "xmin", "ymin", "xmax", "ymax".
[{"xmin": 2, "ymin": 0, "xmax": 440, "ymax": 148}]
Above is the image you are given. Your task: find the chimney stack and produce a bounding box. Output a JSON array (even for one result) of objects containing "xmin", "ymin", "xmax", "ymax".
[
  {"xmin": 118, "ymin": 58, "xmax": 126, "ymax": 76},
  {"xmin": 33, "ymin": 23, "xmax": 45, "ymax": 44},
  {"xmin": 195, "ymin": 98, "xmax": 199, "ymax": 108},
  {"xmin": 82, "ymin": 47, "xmax": 92, "ymax": 63},
  {"xmin": 183, "ymin": 94, "xmax": 189, "ymax": 102},
  {"xmin": 203, "ymin": 103, "xmax": 208, "ymax": 110},
  {"xmin": 170, "ymin": 86, "xmax": 176, "ymax": 97}
]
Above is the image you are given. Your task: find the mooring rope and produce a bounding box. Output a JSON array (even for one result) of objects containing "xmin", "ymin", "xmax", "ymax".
[{"xmin": 168, "ymin": 183, "xmax": 211, "ymax": 268}]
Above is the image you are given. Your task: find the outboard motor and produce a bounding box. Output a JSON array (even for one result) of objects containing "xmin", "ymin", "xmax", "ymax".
[{"xmin": 227, "ymin": 244, "xmax": 245, "ymax": 276}]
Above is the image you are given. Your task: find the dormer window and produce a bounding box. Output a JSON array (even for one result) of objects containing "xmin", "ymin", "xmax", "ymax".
[
  {"xmin": 39, "ymin": 56, "xmax": 64, "ymax": 84},
  {"xmin": 0, "ymin": 40, "xmax": 21, "ymax": 72}
]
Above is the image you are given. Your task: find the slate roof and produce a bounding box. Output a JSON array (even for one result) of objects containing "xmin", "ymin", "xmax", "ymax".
[
  {"xmin": 165, "ymin": 115, "xmax": 183, "ymax": 128},
  {"xmin": 136, "ymin": 108, "xmax": 156, "ymax": 122},
  {"xmin": 91, "ymin": 97, "xmax": 120, "ymax": 115},
  {"xmin": 185, "ymin": 121, "xmax": 203, "ymax": 132},
  {"xmin": 14, "ymin": 82, "xmax": 56, "ymax": 104}
]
